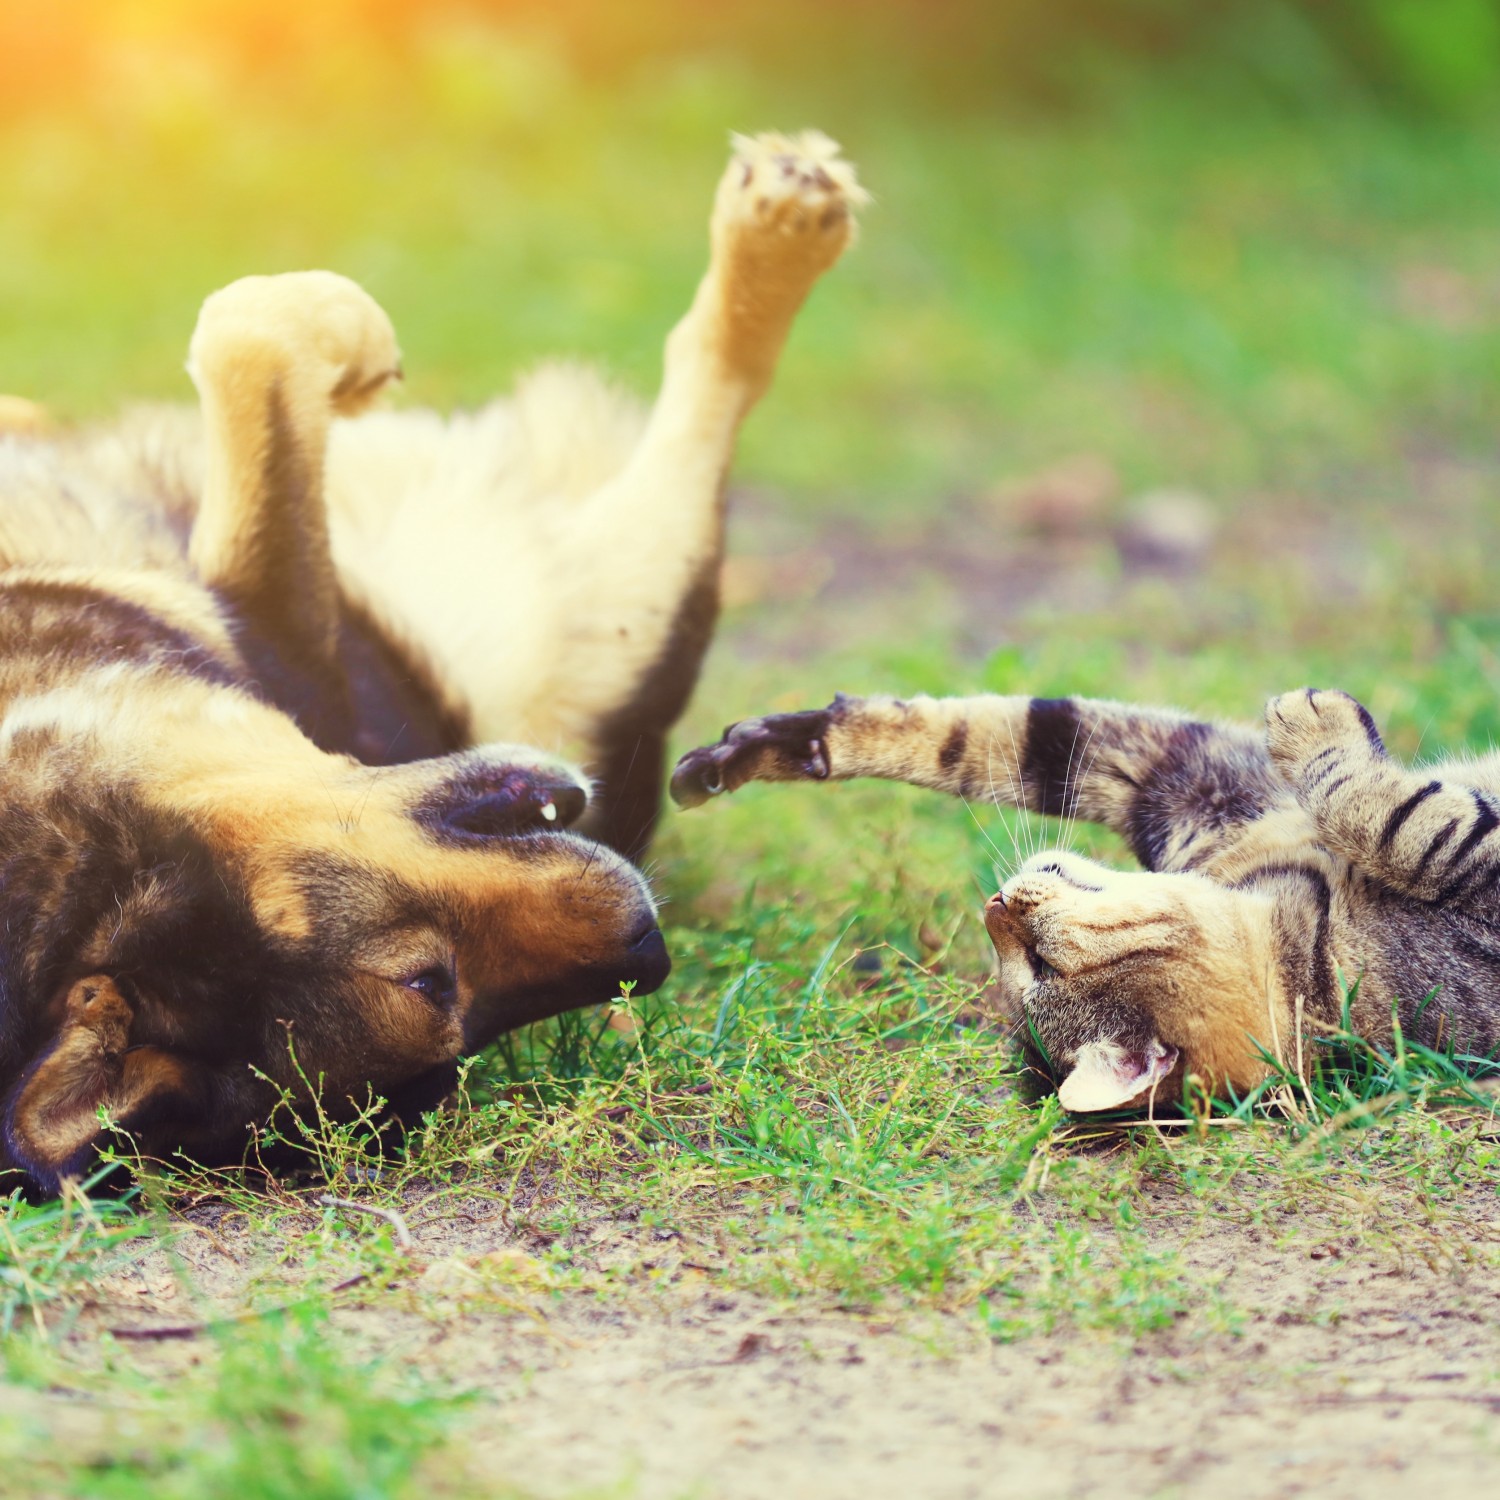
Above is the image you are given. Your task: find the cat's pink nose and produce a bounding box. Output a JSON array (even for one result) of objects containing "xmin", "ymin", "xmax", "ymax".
[{"xmin": 983, "ymin": 889, "xmax": 1014, "ymax": 942}]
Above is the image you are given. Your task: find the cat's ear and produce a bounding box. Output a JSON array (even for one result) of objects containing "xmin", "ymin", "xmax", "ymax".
[{"xmin": 1057, "ymin": 1038, "xmax": 1179, "ymax": 1113}]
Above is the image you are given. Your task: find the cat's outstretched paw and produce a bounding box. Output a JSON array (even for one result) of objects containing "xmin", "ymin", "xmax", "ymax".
[
  {"xmin": 671, "ymin": 707, "xmax": 835, "ymax": 809},
  {"xmin": 1266, "ymin": 687, "xmax": 1386, "ymax": 785}
]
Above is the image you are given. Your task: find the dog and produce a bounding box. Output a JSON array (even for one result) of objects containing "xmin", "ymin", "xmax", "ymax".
[{"xmin": 0, "ymin": 131, "xmax": 865, "ymax": 1193}]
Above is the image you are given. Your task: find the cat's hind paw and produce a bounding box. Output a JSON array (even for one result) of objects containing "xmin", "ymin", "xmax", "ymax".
[{"xmin": 1266, "ymin": 687, "xmax": 1386, "ymax": 785}]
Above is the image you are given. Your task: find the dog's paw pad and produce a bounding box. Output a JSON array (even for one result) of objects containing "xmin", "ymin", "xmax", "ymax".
[
  {"xmin": 425, "ymin": 757, "xmax": 591, "ymax": 838},
  {"xmin": 713, "ymin": 131, "xmax": 869, "ymax": 274}
]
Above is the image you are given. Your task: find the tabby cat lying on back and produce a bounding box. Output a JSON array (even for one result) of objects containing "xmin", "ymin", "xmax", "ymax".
[{"xmin": 672, "ymin": 688, "xmax": 1500, "ymax": 1111}]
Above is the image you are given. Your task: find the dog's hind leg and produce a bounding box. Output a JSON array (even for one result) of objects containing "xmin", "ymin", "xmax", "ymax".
[
  {"xmin": 186, "ymin": 272, "xmax": 401, "ymax": 746},
  {"xmin": 567, "ymin": 133, "xmax": 868, "ymax": 858}
]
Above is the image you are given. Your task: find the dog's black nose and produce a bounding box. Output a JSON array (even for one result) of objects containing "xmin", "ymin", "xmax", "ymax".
[
  {"xmin": 621, "ymin": 926, "xmax": 671, "ymax": 995},
  {"xmin": 428, "ymin": 769, "xmax": 588, "ymax": 839}
]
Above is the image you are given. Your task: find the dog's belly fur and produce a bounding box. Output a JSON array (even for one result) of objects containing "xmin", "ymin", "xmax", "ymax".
[
  {"xmin": 0, "ymin": 368, "xmax": 654, "ymax": 772},
  {"xmin": 322, "ymin": 367, "xmax": 654, "ymax": 758}
]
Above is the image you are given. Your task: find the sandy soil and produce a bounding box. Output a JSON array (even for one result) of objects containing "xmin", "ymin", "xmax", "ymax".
[
  {"xmin": 455, "ymin": 1279, "xmax": 1500, "ymax": 1500},
  {"xmin": 30, "ymin": 1176, "xmax": 1492, "ymax": 1500}
]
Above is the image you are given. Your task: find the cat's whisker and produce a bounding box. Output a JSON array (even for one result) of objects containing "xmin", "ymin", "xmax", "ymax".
[
  {"xmin": 1062, "ymin": 722, "xmax": 1107, "ymax": 860},
  {"xmin": 982, "ymin": 735, "xmax": 1026, "ymax": 874},
  {"xmin": 1057, "ymin": 711, "xmax": 1089, "ymax": 857},
  {"xmin": 987, "ymin": 732, "xmax": 1028, "ymax": 866},
  {"xmin": 1001, "ymin": 714, "xmax": 1042, "ymax": 861},
  {"xmin": 960, "ymin": 792, "xmax": 1008, "ymax": 875}
]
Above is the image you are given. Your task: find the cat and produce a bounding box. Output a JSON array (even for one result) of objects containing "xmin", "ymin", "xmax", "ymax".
[{"xmin": 672, "ymin": 688, "xmax": 1500, "ymax": 1110}]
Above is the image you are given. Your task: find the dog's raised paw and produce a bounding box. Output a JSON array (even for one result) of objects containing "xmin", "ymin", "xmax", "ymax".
[
  {"xmin": 189, "ymin": 271, "xmax": 401, "ymax": 416},
  {"xmin": 712, "ymin": 131, "xmax": 869, "ymax": 279}
]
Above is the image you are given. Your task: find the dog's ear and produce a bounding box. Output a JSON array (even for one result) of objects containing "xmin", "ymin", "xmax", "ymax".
[
  {"xmin": 1056, "ymin": 1038, "xmax": 1179, "ymax": 1113},
  {"xmin": 3, "ymin": 976, "xmax": 210, "ymax": 1192}
]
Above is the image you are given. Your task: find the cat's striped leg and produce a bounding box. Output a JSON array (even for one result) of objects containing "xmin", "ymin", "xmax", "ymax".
[
  {"xmin": 672, "ymin": 692, "xmax": 1281, "ymax": 869},
  {"xmin": 1267, "ymin": 688, "xmax": 1500, "ymax": 908}
]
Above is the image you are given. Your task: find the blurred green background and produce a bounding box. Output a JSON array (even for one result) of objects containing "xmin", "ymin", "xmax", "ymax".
[
  {"xmin": 2, "ymin": 0, "xmax": 1498, "ymax": 911},
  {"xmin": 3, "ymin": 0, "xmax": 1497, "ymax": 503}
]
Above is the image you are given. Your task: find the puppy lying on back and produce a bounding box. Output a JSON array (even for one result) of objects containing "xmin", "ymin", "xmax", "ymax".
[
  {"xmin": 0, "ymin": 132, "xmax": 866, "ymax": 1194},
  {"xmin": 674, "ymin": 689, "xmax": 1500, "ymax": 1110}
]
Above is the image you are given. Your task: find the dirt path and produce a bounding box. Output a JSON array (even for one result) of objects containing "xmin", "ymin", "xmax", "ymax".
[
  {"xmin": 43, "ymin": 1184, "xmax": 1495, "ymax": 1500},
  {"xmin": 455, "ymin": 1289, "xmax": 1500, "ymax": 1500},
  {"xmin": 437, "ymin": 1224, "xmax": 1500, "ymax": 1499}
]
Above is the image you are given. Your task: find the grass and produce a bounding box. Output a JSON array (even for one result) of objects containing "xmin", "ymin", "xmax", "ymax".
[
  {"xmin": 0, "ymin": 1309, "xmax": 473, "ymax": 1500},
  {"xmin": 3, "ymin": 13, "xmax": 1500, "ymax": 1497},
  {"xmin": 0, "ymin": 1177, "xmax": 151, "ymax": 1336}
]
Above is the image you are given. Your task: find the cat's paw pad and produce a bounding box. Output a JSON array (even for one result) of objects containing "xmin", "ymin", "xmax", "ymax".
[
  {"xmin": 712, "ymin": 131, "xmax": 869, "ymax": 281},
  {"xmin": 189, "ymin": 271, "xmax": 401, "ymax": 416},
  {"xmin": 671, "ymin": 708, "xmax": 834, "ymax": 808},
  {"xmin": 1266, "ymin": 688, "xmax": 1385, "ymax": 777}
]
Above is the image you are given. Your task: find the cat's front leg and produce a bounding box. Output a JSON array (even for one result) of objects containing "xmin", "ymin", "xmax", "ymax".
[{"xmin": 673, "ymin": 691, "xmax": 1286, "ymax": 874}]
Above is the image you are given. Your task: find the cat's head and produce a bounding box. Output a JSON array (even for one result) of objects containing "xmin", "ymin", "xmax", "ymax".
[{"xmin": 986, "ymin": 851, "xmax": 1278, "ymax": 1111}]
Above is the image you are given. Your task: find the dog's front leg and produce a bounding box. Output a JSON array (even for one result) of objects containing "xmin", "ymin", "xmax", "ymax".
[
  {"xmin": 187, "ymin": 272, "xmax": 401, "ymax": 747},
  {"xmin": 3, "ymin": 976, "xmax": 266, "ymax": 1193},
  {"xmin": 573, "ymin": 133, "xmax": 868, "ymax": 858}
]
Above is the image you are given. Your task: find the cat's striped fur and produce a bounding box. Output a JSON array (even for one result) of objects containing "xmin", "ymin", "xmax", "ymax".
[{"xmin": 672, "ymin": 688, "xmax": 1500, "ymax": 1110}]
